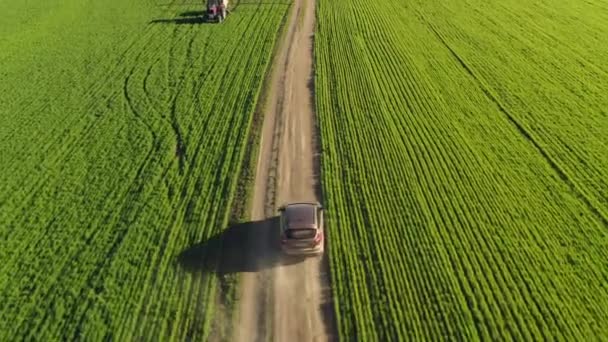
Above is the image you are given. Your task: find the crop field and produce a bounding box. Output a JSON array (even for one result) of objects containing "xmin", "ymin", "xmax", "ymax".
[
  {"xmin": 0, "ymin": 0, "xmax": 288, "ymax": 340},
  {"xmin": 316, "ymin": 0, "xmax": 608, "ymax": 340}
]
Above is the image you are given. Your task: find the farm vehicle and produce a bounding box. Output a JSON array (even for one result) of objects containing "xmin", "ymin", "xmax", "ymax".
[{"xmin": 206, "ymin": 0, "xmax": 229, "ymax": 23}]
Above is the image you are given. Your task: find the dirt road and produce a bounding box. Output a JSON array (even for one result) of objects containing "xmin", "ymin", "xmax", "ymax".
[{"xmin": 234, "ymin": 0, "xmax": 335, "ymax": 339}]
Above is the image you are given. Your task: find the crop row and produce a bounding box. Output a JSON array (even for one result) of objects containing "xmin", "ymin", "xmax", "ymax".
[
  {"xmin": 0, "ymin": 0, "xmax": 289, "ymax": 340},
  {"xmin": 315, "ymin": 0, "xmax": 608, "ymax": 340}
]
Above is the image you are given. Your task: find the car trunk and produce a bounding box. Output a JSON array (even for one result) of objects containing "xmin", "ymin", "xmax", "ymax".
[
  {"xmin": 286, "ymin": 228, "xmax": 316, "ymax": 239},
  {"xmin": 283, "ymin": 228, "xmax": 321, "ymax": 248}
]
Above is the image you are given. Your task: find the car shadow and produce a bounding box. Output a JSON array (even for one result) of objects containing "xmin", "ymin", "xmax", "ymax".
[{"xmin": 178, "ymin": 217, "xmax": 303, "ymax": 274}]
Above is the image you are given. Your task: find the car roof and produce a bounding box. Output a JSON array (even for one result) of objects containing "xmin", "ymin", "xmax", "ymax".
[{"xmin": 284, "ymin": 203, "xmax": 316, "ymax": 228}]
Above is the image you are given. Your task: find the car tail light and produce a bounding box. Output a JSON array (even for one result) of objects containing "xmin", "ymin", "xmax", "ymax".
[{"xmin": 313, "ymin": 231, "xmax": 323, "ymax": 244}]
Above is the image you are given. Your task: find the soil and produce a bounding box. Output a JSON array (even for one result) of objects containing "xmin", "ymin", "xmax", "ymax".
[{"xmin": 234, "ymin": 0, "xmax": 336, "ymax": 339}]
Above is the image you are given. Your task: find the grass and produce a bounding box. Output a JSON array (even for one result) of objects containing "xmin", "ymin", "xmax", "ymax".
[
  {"xmin": 315, "ymin": 0, "xmax": 608, "ymax": 340},
  {"xmin": 0, "ymin": 0, "xmax": 289, "ymax": 340}
]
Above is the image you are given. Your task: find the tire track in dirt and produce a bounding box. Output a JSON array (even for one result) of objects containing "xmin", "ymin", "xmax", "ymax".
[{"xmin": 235, "ymin": 0, "xmax": 336, "ymax": 339}]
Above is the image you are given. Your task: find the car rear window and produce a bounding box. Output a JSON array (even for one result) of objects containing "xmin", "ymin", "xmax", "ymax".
[{"xmin": 286, "ymin": 229, "xmax": 316, "ymax": 239}]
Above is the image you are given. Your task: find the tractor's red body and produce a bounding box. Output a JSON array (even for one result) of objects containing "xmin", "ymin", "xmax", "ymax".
[{"xmin": 206, "ymin": 0, "xmax": 228, "ymax": 22}]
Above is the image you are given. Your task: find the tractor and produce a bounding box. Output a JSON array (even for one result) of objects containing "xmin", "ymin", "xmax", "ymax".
[{"xmin": 206, "ymin": 0, "xmax": 228, "ymax": 23}]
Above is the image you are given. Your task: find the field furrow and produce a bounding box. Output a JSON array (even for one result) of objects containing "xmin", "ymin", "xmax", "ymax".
[
  {"xmin": 0, "ymin": 0, "xmax": 289, "ymax": 339},
  {"xmin": 316, "ymin": 0, "xmax": 608, "ymax": 339}
]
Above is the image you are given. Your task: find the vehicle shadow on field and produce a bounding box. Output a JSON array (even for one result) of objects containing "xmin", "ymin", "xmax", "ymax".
[
  {"xmin": 149, "ymin": 11, "xmax": 212, "ymax": 25},
  {"xmin": 179, "ymin": 10, "xmax": 206, "ymax": 17},
  {"xmin": 178, "ymin": 217, "xmax": 303, "ymax": 274}
]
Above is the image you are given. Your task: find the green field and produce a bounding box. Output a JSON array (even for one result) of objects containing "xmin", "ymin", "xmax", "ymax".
[
  {"xmin": 315, "ymin": 0, "xmax": 608, "ymax": 340},
  {"xmin": 3, "ymin": 0, "xmax": 608, "ymax": 339},
  {"xmin": 0, "ymin": 0, "xmax": 288, "ymax": 339}
]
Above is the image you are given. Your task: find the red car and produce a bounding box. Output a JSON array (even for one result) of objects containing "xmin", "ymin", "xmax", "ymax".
[{"xmin": 278, "ymin": 202, "xmax": 324, "ymax": 256}]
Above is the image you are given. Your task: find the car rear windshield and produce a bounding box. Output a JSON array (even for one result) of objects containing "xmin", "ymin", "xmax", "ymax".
[{"xmin": 285, "ymin": 229, "xmax": 316, "ymax": 239}]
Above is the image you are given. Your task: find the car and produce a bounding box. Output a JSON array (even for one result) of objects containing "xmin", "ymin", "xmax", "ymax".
[{"xmin": 278, "ymin": 202, "xmax": 324, "ymax": 256}]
